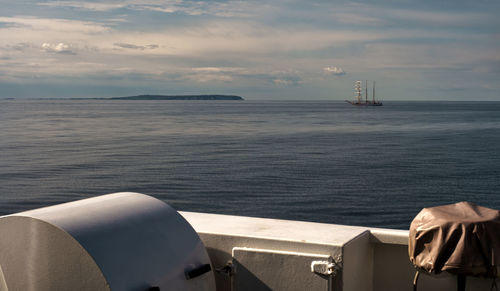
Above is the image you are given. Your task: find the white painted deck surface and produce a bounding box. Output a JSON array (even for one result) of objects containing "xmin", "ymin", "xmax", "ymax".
[{"xmin": 181, "ymin": 211, "xmax": 499, "ymax": 291}]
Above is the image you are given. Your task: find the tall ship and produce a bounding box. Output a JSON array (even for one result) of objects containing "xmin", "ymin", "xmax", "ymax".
[{"xmin": 346, "ymin": 80, "xmax": 382, "ymax": 106}]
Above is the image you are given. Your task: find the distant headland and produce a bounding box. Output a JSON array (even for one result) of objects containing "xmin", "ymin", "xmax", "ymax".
[{"xmin": 110, "ymin": 95, "xmax": 244, "ymax": 100}]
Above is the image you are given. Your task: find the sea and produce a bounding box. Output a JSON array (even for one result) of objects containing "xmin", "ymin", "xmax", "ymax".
[{"xmin": 1, "ymin": 99, "xmax": 499, "ymax": 230}]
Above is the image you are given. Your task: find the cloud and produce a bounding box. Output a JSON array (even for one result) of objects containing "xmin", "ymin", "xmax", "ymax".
[
  {"xmin": 38, "ymin": 1, "xmax": 126, "ymax": 12},
  {"xmin": 323, "ymin": 66, "xmax": 346, "ymax": 76},
  {"xmin": 0, "ymin": 16, "xmax": 110, "ymax": 33},
  {"xmin": 385, "ymin": 8, "xmax": 487, "ymax": 28},
  {"xmin": 182, "ymin": 67, "xmax": 246, "ymax": 83},
  {"xmin": 38, "ymin": 0, "xmax": 257, "ymax": 17},
  {"xmin": 176, "ymin": 66, "xmax": 307, "ymax": 86},
  {"xmin": 42, "ymin": 42, "xmax": 75, "ymax": 54},
  {"xmin": 271, "ymin": 70, "xmax": 302, "ymax": 87},
  {"xmin": 114, "ymin": 43, "xmax": 159, "ymax": 50},
  {"xmin": 7, "ymin": 42, "xmax": 36, "ymax": 51},
  {"xmin": 132, "ymin": 1, "xmax": 257, "ymax": 17},
  {"xmin": 185, "ymin": 73, "xmax": 234, "ymax": 83},
  {"xmin": 192, "ymin": 67, "xmax": 244, "ymax": 73},
  {"xmin": 0, "ymin": 21, "xmax": 27, "ymax": 29}
]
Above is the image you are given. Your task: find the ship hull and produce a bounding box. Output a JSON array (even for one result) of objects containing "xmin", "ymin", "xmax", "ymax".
[{"xmin": 345, "ymin": 100, "xmax": 383, "ymax": 106}]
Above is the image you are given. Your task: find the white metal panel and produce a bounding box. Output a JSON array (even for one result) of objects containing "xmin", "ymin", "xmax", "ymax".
[
  {"xmin": 232, "ymin": 247, "xmax": 333, "ymax": 291},
  {"xmin": 0, "ymin": 264, "xmax": 7, "ymax": 291},
  {"xmin": 0, "ymin": 192, "xmax": 215, "ymax": 291},
  {"xmin": 0, "ymin": 216, "xmax": 111, "ymax": 291}
]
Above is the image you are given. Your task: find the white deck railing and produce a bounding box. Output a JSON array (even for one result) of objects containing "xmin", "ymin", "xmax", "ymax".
[{"xmin": 181, "ymin": 211, "xmax": 498, "ymax": 291}]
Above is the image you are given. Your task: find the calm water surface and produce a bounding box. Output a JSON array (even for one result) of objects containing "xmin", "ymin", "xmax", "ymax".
[{"xmin": 1, "ymin": 100, "xmax": 499, "ymax": 229}]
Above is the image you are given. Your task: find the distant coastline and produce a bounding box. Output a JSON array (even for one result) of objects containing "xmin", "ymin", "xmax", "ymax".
[
  {"xmin": 110, "ymin": 95, "xmax": 244, "ymax": 100},
  {"xmin": 2, "ymin": 95, "xmax": 244, "ymax": 101}
]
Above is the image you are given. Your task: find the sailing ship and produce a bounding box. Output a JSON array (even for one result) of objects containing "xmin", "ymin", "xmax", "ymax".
[{"xmin": 346, "ymin": 80, "xmax": 382, "ymax": 106}]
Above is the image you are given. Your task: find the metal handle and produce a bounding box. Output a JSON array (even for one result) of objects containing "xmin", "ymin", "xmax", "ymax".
[{"xmin": 185, "ymin": 264, "xmax": 212, "ymax": 280}]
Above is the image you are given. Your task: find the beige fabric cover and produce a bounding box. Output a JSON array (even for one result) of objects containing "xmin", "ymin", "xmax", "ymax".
[{"xmin": 409, "ymin": 201, "xmax": 500, "ymax": 277}]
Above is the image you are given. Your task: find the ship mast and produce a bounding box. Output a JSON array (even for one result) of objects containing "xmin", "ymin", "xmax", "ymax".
[
  {"xmin": 372, "ymin": 81, "xmax": 375, "ymax": 103},
  {"xmin": 365, "ymin": 80, "xmax": 368, "ymax": 103},
  {"xmin": 355, "ymin": 80, "xmax": 362, "ymax": 103}
]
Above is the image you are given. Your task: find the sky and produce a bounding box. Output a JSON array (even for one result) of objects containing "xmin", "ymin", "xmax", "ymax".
[{"xmin": 0, "ymin": 0, "xmax": 499, "ymax": 100}]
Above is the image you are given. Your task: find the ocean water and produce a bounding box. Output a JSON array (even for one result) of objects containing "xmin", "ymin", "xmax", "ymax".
[{"xmin": 1, "ymin": 100, "xmax": 499, "ymax": 229}]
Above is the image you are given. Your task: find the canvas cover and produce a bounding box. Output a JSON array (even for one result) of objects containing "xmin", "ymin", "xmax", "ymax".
[{"xmin": 409, "ymin": 201, "xmax": 500, "ymax": 277}]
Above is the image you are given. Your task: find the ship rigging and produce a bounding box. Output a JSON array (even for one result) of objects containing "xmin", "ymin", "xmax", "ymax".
[{"xmin": 346, "ymin": 80, "xmax": 382, "ymax": 106}]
